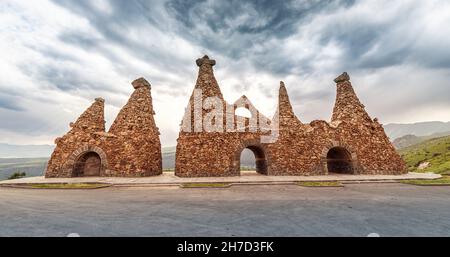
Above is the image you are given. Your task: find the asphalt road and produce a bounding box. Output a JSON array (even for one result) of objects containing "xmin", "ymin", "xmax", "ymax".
[{"xmin": 0, "ymin": 183, "xmax": 449, "ymax": 236}]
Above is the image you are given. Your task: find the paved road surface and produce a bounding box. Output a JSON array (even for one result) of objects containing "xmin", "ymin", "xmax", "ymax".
[{"xmin": 0, "ymin": 184, "xmax": 449, "ymax": 236}]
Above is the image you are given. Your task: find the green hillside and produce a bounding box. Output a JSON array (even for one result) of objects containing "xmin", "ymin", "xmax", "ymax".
[{"xmin": 399, "ymin": 135, "xmax": 450, "ymax": 174}]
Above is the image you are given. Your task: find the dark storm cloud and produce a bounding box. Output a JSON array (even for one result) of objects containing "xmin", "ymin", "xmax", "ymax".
[
  {"xmin": 164, "ymin": 0, "xmax": 450, "ymax": 75},
  {"xmin": 58, "ymin": 32, "xmax": 99, "ymax": 51},
  {"xmin": 312, "ymin": 1, "xmax": 450, "ymax": 72},
  {"xmin": 48, "ymin": 0, "xmax": 359, "ymax": 77},
  {"xmin": 315, "ymin": 9, "xmax": 413, "ymax": 70},
  {"xmin": 52, "ymin": 0, "xmax": 160, "ymax": 26},
  {"xmin": 19, "ymin": 62, "xmax": 117, "ymax": 92},
  {"xmin": 2, "ymin": 0, "xmax": 450, "ymax": 145},
  {"xmin": 166, "ymin": 0, "xmax": 338, "ymax": 37},
  {"xmin": 0, "ymin": 94, "xmax": 24, "ymax": 111},
  {"xmin": 48, "ymin": 0, "xmax": 450, "ymax": 77},
  {"xmin": 164, "ymin": 0, "xmax": 356, "ymax": 74},
  {"xmin": 166, "ymin": 0, "xmax": 355, "ymax": 41},
  {"xmin": 52, "ymin": 0, "xmax": 195, "ymax": 76}
]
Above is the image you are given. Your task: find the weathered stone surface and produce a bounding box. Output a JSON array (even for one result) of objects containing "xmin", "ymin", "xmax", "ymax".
[
  {"xmin": 106, "ymin": 77, "xmax": 162, "ymax": 176},
  {"xmin": 46, "ymin": 56, "xmax": 405, "ymax": 178},
  {"xmin": 131, "ymin": 77, "xmax": 151, "ymax": 89},
  {"xmin": 196, "ymin": 55, "xmax": 216, "ymax": 67},
  {"xmin": 175, "ymin": 56, "xmax": 406, "ymax": 177},
  {"xmin": 45, "ymin": 78, "xmax": 162, "ymax": 178},
  {"xmin": 334, "ymin": 72, "xmax": 350, "ymax": 83}
]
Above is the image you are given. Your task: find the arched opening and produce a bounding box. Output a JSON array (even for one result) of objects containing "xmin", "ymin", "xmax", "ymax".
[
  {"xmin": 73, "ymin": 152, "xmax": 101, "ymax": 177},
  {"xmin": 239, "ymin": 145, "xmax": 268, "ymax": 175},
  {"xmin": 326, "ymin": 147, "xmax": 354, "ymax": 174}
]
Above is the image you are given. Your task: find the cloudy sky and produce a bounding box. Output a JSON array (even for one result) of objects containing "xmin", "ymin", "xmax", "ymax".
[{"xmin": 1, "ymin": 0, "xmax": 449, "ymax": 147}]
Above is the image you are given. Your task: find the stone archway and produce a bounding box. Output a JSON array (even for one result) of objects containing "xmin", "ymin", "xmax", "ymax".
[
  {"xmin": 233, "ymin": 139, "xmax": 269, "ymax": 175},
  {"xmin": 73, "ymin": 152, "xmax": 101, "ymax": 177},
  {"xmin": 326, "ymin": 147, "xmax": 354, "ymax": 174},
  {"xmin": 320, "ymin": 141, "xmax": 359, "ymax": 175},
  {"xmin": 64, "ymin": 145, "xmax": 108, "ymax": 177}
]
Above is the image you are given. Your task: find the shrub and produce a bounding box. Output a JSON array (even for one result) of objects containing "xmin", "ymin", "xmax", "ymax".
[{"xmin": 8, "ymin": 171, "xmax": 26, "ymax": 180}]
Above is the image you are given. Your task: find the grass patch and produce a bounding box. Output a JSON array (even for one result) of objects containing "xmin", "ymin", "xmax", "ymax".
[
  {"xmin": 399, "ymin": 135, "xmax": 450, "ymax": 174},
  {"xmin": 401, "ymin": 175, "xmax": 450, "ymax": 186},
  {"xmin": 297, "ymin": 181, "xmax": 343, "ymax": 187},
  {"xmin": 26, "ymin": 183, "xmax": 110, "ymax": 189},
  {"xmin": 180, "ymin": 183, "xmax": 231, "ymax": 188},
  {"xmin": 240, "ymin": 166, "xmax": 256, "ymax": 171}
]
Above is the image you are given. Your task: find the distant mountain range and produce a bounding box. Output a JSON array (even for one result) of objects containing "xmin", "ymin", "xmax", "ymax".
[
  {"xmin": 392, "ymin": 131, "xmax": 450, "ymax": 149},
  {"xmin": 384, "ymin": 121, "xmax": 450, "ymax": 140}
]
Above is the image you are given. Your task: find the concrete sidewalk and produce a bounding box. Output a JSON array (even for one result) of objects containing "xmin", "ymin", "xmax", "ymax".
[{"xmin": 0, "ymin": 171, "xmax": 441, "ymax": 187}]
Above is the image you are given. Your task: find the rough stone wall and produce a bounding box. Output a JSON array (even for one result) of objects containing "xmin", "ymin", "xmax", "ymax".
[
  {"xmin": 266, "ymin": 73, "xmax": 406, "ymax": 175},
  {"xmin": 175, "ymin": 56, "xmax": 406, "ymax": 177},
  {"xmin": 45, "ymin": 98, "xmax": 107, "ymax": 177},
  {"xmin": 175, "ymin": 56, "xmax": 271, "ymax": 177},
  {"xmin": 106, "ymin": 78, "xmax": 162, "ymax": 176},
  {"xmin": 46, "ymin": 55, "xmax": 405, "ymax": 178},
  {"xmin": 45, "ymin": 78, "xmax": 162, "ymax": 178}
]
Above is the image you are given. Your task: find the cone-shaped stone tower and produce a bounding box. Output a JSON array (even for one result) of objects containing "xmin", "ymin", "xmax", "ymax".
[
  {"xmin": 71, "ymin": 98, "xmax": 105, "ymax": 132},
  {"xmin": 194, "ymin": 55, "xmax": 223, "ymax": 99},
  {"xmin": 176, "ymin": 65, "xmax": 405, "ymax": 177},
  {"xmin": 45, "ymin": 77, "xmax": 162, "ymax": 178},
  {"xmin": 325, "ymin": 72, "xmax": 406, "ymax": 174},
  {"xmin": 181, "ymin": 55, "xmax": 225, "ymax": 133},
  {"xmin": 45, "ymin": 98, "xmax": 106, "ymax": 177},
  {"xmin": 272, "ymin": 81, "xmax": 302, "ymax": 129},
  {"xmin": 46, "ymin": 57, "xmax": 406, "ymax": 179},
  {"xmin": 331, "ymin": 72, "xmax": 372, "ymax": 123},
  {"xmin": 107, "ymin": 77, "xmax": 162, "ymax": 176},
  {"xmin": 176, "ymin": 55, "xmax": 272, "ymax": 177}
]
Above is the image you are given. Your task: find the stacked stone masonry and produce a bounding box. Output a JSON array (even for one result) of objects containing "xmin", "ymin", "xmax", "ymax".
[
  {"xmin": 174, "ymin": 56, "xmax": 406, "ymax": 177},
  {"xmin": 45, "ymin": 78, "xmax": 162, "ymax": 178},
  {"xmin": 46, "ymin": 55, "xmax": 406, "ymax": 178}
]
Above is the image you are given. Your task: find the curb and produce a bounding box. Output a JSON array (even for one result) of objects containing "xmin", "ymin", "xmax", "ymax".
[
  {"xmin": 0, "ymin": 183, "xmax": 112, "ymax": 190},
  {"xmin": 0, "ymin": 175, "xmax": 443, "ymax": 189},
  {"xmin": 180, "ymin": 183, "xmax": 232, "ymax": 189},
  {"xmin": 399, "ymin": 183, "xmax": 450, "ymax": 186}
]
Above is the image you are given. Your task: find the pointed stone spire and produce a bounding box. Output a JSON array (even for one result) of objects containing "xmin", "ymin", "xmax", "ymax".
[
  {"xmin": 70, "ymin": 97, "xmax": 105, "ymax": 133},
  {"xmin": 278, "ymin": 81, "xmax": 297, "ymax": 119},
  {"xmin": 107, "ymin": 77, "xmax": 162, "ymax": 176},
  {"xmin": 132, "ymin": 77, "xmax": 151, "ymax": 89},
  {"xmin": 181, "ymin": 55, "xmax": 226, "ymax": 132},
  {"xmin": 272, "ymin": 81, "xmax": 302, "ymax": 128},
  {"xmin": 331, "ymin": 72, "xmax": 372, "ymax": 123},
  {"xmin": 193, "ymin": 55, "xmax": 223, "ymax": 99},
  {"xmin": 109, "ymin": 77, "xmax": 157, "ymax": 134}
]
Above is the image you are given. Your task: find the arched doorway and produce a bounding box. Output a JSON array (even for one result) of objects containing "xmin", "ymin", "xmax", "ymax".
[
  {"xmin": 238, "ymin": 145, "xmax": 268, "ymax": 175},
  {"xmin": 73, "ymin": 152, "xmax": 101, "ymax": 177},
  {"xmin": 326, "ymin": 147, "xmax": 354, "ymax": 174}
]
